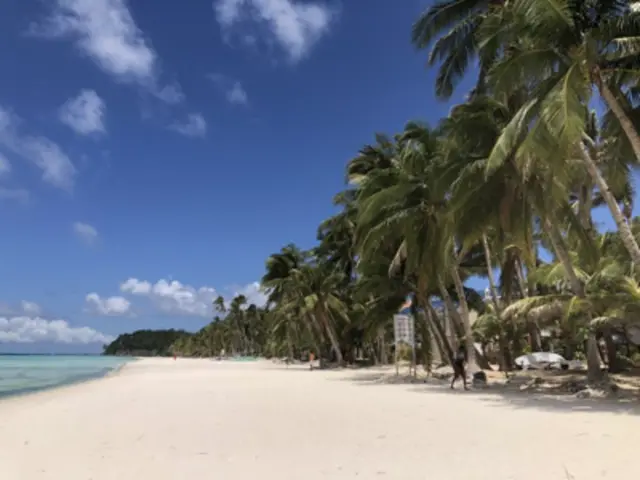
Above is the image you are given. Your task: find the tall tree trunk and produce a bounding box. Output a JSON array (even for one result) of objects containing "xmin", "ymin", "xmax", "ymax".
[
  {"xmin": 481, "ymin": 234, "xmax": 512, "ymax": 371},
  {"xmin": 449, "ymin": 264, "xmax": 478, "ymax": 371},
  {"xmin": 514, "ymin": 255, "xmax": 541, "ymax": 350},
  {"xmin": 377, "ymin": 327, "xmax": 388, "ymax": 364},
  {"xmin": 419, "ymin": 293, "xmax": 455, "ymax": 366},
  {"xmin": 515, "ymin": 255, "xmax": 528, "ymax": 298},
  {"xmin": 316, "ymin": 305, "xmax": 344, "ymax": 365},
  {"xmin": 437, "ymin": 277, "xmax": 464, "ymax": 340},
  {"xmin": 304, "ymin": 315, "xmax": 324, "ymax": 369},
  {"xmin": 579, "ymin": 141, "xmax": 640, "ymax": 267},
  {"xmin": 286, "ymin": 324, "xmax": 293, "ymax": 361},
  {"xmin": 595, "ymin": 72, "xmax": 640, "ymax": 162},
  {"xmin": 542, "ymin": 218, "xmax": 604, "ymax": 383},
  {"xmin": 603, "ymin": 329, "xmax": 620, "ymax": 373}
]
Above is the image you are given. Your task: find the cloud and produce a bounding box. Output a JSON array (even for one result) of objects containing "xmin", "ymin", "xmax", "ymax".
[
  {"xmin": 59, "ymin": 89, "xmax": 106, "ymax": 135},
  {"xmin": 227, "ymin": 82, "xmax": 249, "ymax": 105},
  {"xmin": 154, "ymin": 83, "xmax": 185, "ymax": 105},
  {"xmin": 213, "ymin": 0, "xmax": 336, "ymax": 62},
  {"xmin": 85, "ymin": 293, "xmax": 131, "ymax": 316},
  {"xmin": 208, "ymin": 74, "xmax": 249, "ymax": 105},
  {"xmin": 73, "ymin": 221, "xmax": 98, "ymax": 243},
  {"xmin": 0, "ymin": 316, "xmax": 113, "ymax": 344},
  {"xmin": 31, "ymin": 0, "xmax": 181, "ymax": 103},
  {"xmin": 0, "ymin": 188, "xmax": 30, "ymax": 204},
  {"xmin": 0, "ymin": 106, "xmax": 76, "ymax": 190},
  {"xmin": 0, "ymin": 153, "xmax": 10, "ymax": 175},
  {"xmin": 21, "ymin": 301, "xmax": 42, "ymax": 316},
  {"xmin": 0, "ymin": 300, "xmax": 43, "ymax": 316},
  {"xmin": 120, "ymin": 278, "xmax": 217, "ymax": 317},
  {"xmin": 170, "ymin": 113, "xmax": 207, "ymax": 138},
  {"xmin": 228, "ymin": 281, "xmax": 268, "ymax": 307},
  {"xmin": 228, "ymin": 282, "xmax": 267, "ymax": 307}
]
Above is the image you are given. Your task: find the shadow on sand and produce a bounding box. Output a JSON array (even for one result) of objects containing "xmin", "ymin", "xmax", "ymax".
[{"xmin": 337, "ymin": 370, "xmax": 640, "ymax": 416}]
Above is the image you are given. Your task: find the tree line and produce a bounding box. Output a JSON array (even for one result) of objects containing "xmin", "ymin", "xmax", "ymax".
[{"xmin": 123, "ymin": 1, "xmax": 640, "ymax": 384}]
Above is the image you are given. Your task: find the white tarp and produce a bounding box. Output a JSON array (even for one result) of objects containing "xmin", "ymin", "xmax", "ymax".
[{"xmin": 515, "ymin": 352, "xmax": 567, "ymax": 369}]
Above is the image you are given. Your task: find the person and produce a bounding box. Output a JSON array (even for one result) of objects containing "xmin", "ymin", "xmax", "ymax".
[
  {"xmin": 309, "ymin": 351, "xmax": 315, "ymax": 371},
  {"xmin": 451, "ymin": 345, "xmax": 469, "ymax": 390}
]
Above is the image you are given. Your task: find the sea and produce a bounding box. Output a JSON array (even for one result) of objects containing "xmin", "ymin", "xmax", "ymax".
[{"xmin": 0, "ymin": 355, "xmax": 132, "ymax": 398}]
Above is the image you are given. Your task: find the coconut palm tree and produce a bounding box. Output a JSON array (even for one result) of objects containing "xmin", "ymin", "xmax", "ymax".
[
  {"xmin": 480, "ymin": 0, "xmax": 640, "ymax": 266},
  {"xmin": 411, "ymin": 0, "xmax": 508, "ymax": 98}
]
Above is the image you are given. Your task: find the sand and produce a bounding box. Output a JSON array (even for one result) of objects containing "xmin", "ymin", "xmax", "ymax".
[{"xmin": 0, "ymin": 358, "xmax": 637, "ymax": 480}]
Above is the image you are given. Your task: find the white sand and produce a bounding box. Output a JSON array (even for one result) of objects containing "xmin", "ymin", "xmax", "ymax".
[{"xmin": 0, "ymin": 359, "xmax": 637, "ymax": 480}]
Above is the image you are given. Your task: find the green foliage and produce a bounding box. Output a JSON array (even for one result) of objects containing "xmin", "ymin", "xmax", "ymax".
[
  {"xmin": 106, "ymin": 3, "xmax": 640, "ymax": 374},
  {"xmin": 103, "ymin": 330, "xmax": 191, "ymax": 356}
]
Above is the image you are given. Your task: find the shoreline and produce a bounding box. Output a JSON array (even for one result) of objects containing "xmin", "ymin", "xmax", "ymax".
[{"xmin": 0, "ymin": 357, "xmax": 135, "ymax": 403}]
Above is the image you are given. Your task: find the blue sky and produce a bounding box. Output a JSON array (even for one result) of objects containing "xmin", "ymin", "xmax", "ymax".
[
  {"xmin": 0, "ymin": 0, "xmax": 457, "ymax": 352},
  {"xmin": 0, "ymin": 0, "xmax": 631, "ymax": 353}
]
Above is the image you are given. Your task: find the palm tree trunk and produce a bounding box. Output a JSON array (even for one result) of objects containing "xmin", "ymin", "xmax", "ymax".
[
  {"xmin": 579, "ymin": 141, "xmax": 640, "ymax": 267},
  {"xmin": 316, "ymin": 305, "xmax": 344, "ymax": 365},
  {"xmin": 449, "ymin": 264, "xmax": 478, "ymax": 370},
  {"xmin": 481, "ymin": 234, "xmax": 512, "ymax": 371},
  {"xmin": 514, "ymin": 256, "xmax": 542, "ymax": 351},
  {"xmin": 595, "ymin": 72, "xmax": 640, "ymax": 162},
  {"xmin": 436, "ymin": 277, "xmax": 464, "ymax": 340},
  {"xmin": 286, "ymin": 324, "xmax": 294, "ymax": 362},
  {"xmin": 515, "ymin": 256, "xmax": 528, "ymax": 298},
  {"xmin": 603, "ymin": 328, "xmax": 620, "ymax": 373},
  {"xmin": 377, "ymin": 327, "xmax": 388, "ymax": 364},
  {"xmin": 304, "ymin": 316, "xmax": 324, "ymax": 369},
  {"xmin": 418, "ymin": 293, "xmax": 455, "ymax": 366},
  {"xmin": 542, "ymin": 218, "xmax": 604, "ymax": 383}
]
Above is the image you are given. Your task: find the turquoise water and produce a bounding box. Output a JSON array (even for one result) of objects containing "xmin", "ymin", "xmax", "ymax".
[{"xmin": 0, "ymin": 355, "xmax": 132, "ymax": 398}]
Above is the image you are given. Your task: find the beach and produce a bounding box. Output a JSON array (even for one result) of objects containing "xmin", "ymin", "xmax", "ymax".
[{"xmin": 0, "ymin": 359, "xmax": 637, "ymax": 479}]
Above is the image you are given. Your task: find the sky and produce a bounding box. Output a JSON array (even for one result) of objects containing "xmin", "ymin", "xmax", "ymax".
[{"xmin": 0, "ymin": 0, "xmax": 632, "ymax": 354}]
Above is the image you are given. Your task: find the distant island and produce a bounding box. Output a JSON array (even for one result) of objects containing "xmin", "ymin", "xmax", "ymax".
[{"xmin": 103, "ymin": 329, "xmax": 192, "ymax": 357}]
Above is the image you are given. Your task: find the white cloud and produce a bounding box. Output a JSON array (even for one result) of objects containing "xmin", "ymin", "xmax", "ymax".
[
  {"xmin": 59, "ymin": 89, "xmax": 106, "ymax": 135},
  {"xmin": 170, "ymin": 113, "xmax": 207, "ymax": 138},
  {"xmin": 73, "ymin": 221, "xmax": 98, "ymax": 243},
  {"xmin": 228, "ymin": 81, "xmax": 249, "ymax": 105},
  {"xmin": 120, "ymin": 278, "xmax": 151, "ymax": 294},
  {"xmin": 213, "ymin": 0, "xmax": 336, "ymax": 62},
  {"xmin": 32, "ymin": 0, "xmax": 181, "ymax": 103},
  {"xmin": 230, "ymin": 281, "xmax": 268, "ymax": 306},
  {"xmin": 0, "ymin": 153, "xmax": 11, "ymax": 175},
  {"xmin": 21, "ymin": 301, "xmax": 42, "ymax": 316},
  {"xmin": 121, "ymin": 277, "xmax": 217, "ymax": 317},
  {"xmin": 207, "ymin": 74, "xmax": 249, "ymax": 106},
  {"xmin": 0, "ymin": 316, "xmax": 113, "ymax": 344},
  {"xmin": 85, "ymin": 293, "xmax": 131, "ymax": 316},
  {"xmin": 154, "ymin": 83, "xmax": 185, "ymax": 105},
  {"xmin": 0, "ymin": 188, "xmax": 30, "ymax": 204},
  {"xmin": 0, "ymin": 106, "xmax": 76, "ymax": 190}
]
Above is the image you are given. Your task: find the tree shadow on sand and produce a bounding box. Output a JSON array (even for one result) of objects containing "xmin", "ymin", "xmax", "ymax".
[{"xmin": 339, "ymin": 370, "xmax": 640, "ymax": 416}]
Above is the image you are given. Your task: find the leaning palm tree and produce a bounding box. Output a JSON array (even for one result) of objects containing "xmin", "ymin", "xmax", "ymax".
[
  {"xmin": 281, "ymin": 263, "xmax": 349, "ymax": 365},
  {"xmin": 355, "ymin": 124, "xmax": 456, "ymax": 365},
  {"xmin": 481, "ymin": 0, "xmax": 640, "ymax": 266}
]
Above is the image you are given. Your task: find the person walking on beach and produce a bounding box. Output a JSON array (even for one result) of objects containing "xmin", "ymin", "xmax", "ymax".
[
  {"xmin": 309, "ymin": 351, "xmax": 315, "ymax": 371},
  {"xmin": 451, "ymin": 345, "xmax": 469, "ymax": 390}
]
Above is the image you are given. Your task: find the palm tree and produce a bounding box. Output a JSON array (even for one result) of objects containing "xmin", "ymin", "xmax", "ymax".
[
  {"xmin": 411, "ymin": 0, "xmax": 507, "ymax": 98},
  {"xmin": 283, "ymin": 263, "xmax": 348, "ymax": 365},
  {"xmin": 355, "ymin": 123, "xmax": 457, "ymax": 365},
  {"xmin": 481, "ymin": 0, "xmax": 640, "ymax": 266}
]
